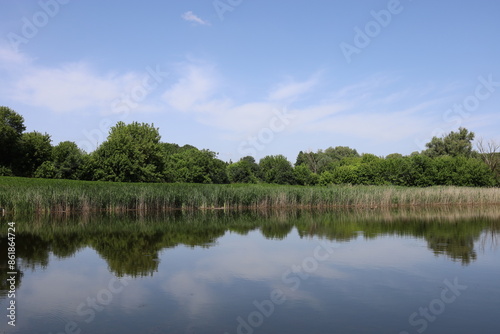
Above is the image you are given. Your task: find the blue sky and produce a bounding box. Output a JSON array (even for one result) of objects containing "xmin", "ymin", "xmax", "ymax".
[{"xmin": 1, "ymin": 0, "xmax": 499, "ymax": 162}]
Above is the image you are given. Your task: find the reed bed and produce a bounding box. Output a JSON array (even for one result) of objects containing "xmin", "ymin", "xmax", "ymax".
[{"xmin": 1, "ymin": 176, "xmax": 500, "ymax": 213}]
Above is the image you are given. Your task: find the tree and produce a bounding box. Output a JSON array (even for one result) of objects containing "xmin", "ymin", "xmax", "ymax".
[
  {"xmin": 404, "ymin": 154, "xmax": 436, "ymax": 187},
  {"xmin": 0, "ymin": 165, "xmax": 14, "ymax": 176},
  {"xmin": 295, "ymin": 151, "xmax": 321, "ymax": 173},
  {"xmin": 164, "ymin": 148, "xmax": 228, "ymax": 184},
  {"xmin": 432, "ymin": 156, "xmax": 495, "ymax": 186},
  {"xmin": 356, "ymin": 155, "xmax": 387, "ymax": 185},
  {"xmin": 293, "ymin": 164, "xmax": 319, "ymax": 185},
  {"xmin": 52, "ymin": 141, "xmax": 86, "ymax": 179},
  {"xmin": 259, "ymin": 155, "xmax": 295, "ymax": 184},
  {"xmin": 296, "ymin": 147, "xmax": 360, "ymax": 174},
  {"xmin": 423, "ymin": 127, "xmax": 475, "ymax": 158},
  {"xmin": 227, "ymin": 156, "xmax": 260, "ymax": 183},
  {"xmin": 34, "ymin": 161, "xmax": 57, "ymax": 179},
  {"xmin": 328, "ymin": 165, "xmax": 359, "ymax": 185},
  {"xmin": 0, "ymin": 106, "xmax": 26, "ymax": 169},
  {"xmin": 92, "ymin": 122, "xmax": 164, "ymax": 182},
  {"xmin": 17, "ymin": 131, "xmax": 52, "ymax": 177},
  {"xmin": 318, "ymin": 146, "xmax": 360, "ymax": 173},
  {"xmin": 324, "ymin": 146, "xmax": 360, "ymax": 161},
  {"xmin": 379, "ymin": 156, "xmax": 409, "ymax": 186},
  {"xmin": 386, "ymin": 153, "xmax": 403, "ymax": 159},
  {"xmin": 295, "ymin": 151, "xmax": 308, "ymax": 167},
  {"xmin": 476, "ymin": 138, "xmax": 500, "ymax": 184},
  {"xmin": 160, "ymin": 142, "xmax": 197, "ymax": 155}
]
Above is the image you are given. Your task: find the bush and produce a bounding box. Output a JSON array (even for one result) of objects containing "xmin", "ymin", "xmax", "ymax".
[
  {"xmin": 34, "ymin": 161, "xmax": 57, "ymax": 179},
  {"xmin": 0, "ymin": 165, "xmax": 13, "ymax": 176},
  {"xmin": 294, "ymin": 164, "xmax": 319, "ymax": 186},
  {"xmin": 259, "ymin": 155, "xmax": 295, "ymax": 185},
  {"xmin": 227, "ymin": 157, "xmax": 260, "ymax": 183}
]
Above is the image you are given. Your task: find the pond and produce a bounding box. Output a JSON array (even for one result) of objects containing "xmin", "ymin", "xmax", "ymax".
[{"xmin": 1, "ymin": 206, "xmax": 499, "ymax": 334}]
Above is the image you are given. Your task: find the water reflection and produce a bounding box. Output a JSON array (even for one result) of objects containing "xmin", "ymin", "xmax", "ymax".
[
  {"xmin": 0, "ymin": 206, "xmax": 499, "ymax": 334},
  {"xmin": 1, "ymin": 206, "xmax": 499, "ymax": 282}
]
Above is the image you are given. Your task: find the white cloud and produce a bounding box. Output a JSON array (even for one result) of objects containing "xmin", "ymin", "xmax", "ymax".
[
  {"xmin": 159, "ymin": 64, "xmax": 449, "ymax": 149},
  {"xmin": 0, "ymin": 47, "xmax": 31, "ymax": 69},
  {"xmin": 161, "ymin": 64, "xmax": 289, "ymax": 136},
  {"xmin": 0, "ymin": 46, "xmax": 161, "ymax": 114},
  {"xmin": 162, "ymin": 63, "xmax": 218, "ymax": 111},
  {"xmin": 301, "ymin": 110, "xmax": 430, "ymax": 141},
  {"xmin": 0, "ymin": 47, "xmax": 453, "ymax": 152},
  {"xmin": 181, "ymin": 11, "xmax": 210, "ymax": 26},
  {"xmin": 161, "ymin": 271, "xmax": 216, "ymax": 317},
  {"xmin": 196, "ymin": 101, "xmax": 285, "ymax": 134},
  {"xmin": 268, "ymin": 73, "xmax": 321, "ymax": 101},
  {"xmin": 12, "ymin": 62, "xmax": 127, "ymax": 112}
]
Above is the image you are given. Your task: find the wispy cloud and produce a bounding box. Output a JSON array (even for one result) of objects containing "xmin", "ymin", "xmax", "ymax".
[
  {"xmin": 162, "ymin": 63, "xmax": 218, "ymax": 111},
  {"xmin": 0, "ymin": 46, "xmax": 462, "ymax": 156},
  {"xmin": 158, "ymin": 62, "xmax": 449, "ymax": 147},
  {"xmin": 181, "ymin": 11, "xmax": 211, "ymax": 26},
  {"xmin": 0, "ymin": 46, "xmax": 159, "ymax": 114},
  {"xmin": 268, "ymin": 73, "xmax": 322, "ymax": 102}
]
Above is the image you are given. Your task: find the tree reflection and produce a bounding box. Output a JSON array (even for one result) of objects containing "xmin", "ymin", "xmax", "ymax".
[
  {"xmin": 0, "ymin": 206, "xmax": 499, "ymax": 298},
  {"xmin": 427, "ymin": 235, "xmax": 477, "ymax": 265}
]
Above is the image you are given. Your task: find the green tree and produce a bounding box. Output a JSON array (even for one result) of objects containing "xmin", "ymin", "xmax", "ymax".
[
  {"xmin": 476, "ymin": 138, "xmax": 500, "ymax": 185},
  {"xmin": 296, "ymin": 147, "xmax": 360, "ymax": 174},
  {"xmin": 164, "ymin": 148, "xmax": 229, "ymax": 184},
  {"xmin": 404, "ymin": 154, "xmax": 436, "ymax": 186},
  {"xmin": 386, "ymin": 153, "xmax": 403, "ymax": 159},
  {"xmin": 295, "ymin": 151, "xmax": 322, "ymax": 173},
  {"xmin": 160, "ymin": 142, "xmax": 197, "ymax": 155},
  {"xmin": 432, "ymin": 156, "xmax": 495, "ymax": 186},
  {"xmin": 318, "ymin": 146, "xmax": 360, "ymax": 173},
  {"xmin": 324, "ymin": 146, "xmax": 360, "ymax": 161},
  {"xmin": 0, "ymin": 166, "xmax": 13, "ymax": 176},
  {"xmin": 259, "ymin": 155, "xmax": 295, "ymax": 184},
  {"xmin": 227, "ymin": 156, "xmax": 260, "ymax": 183},
  {"xmin": 423, "ymin": 127, "xmax": 475, "ymax": 158},
  {"xmin": 317, "ymin": 162, "xmax": 361, "ymax": 185},
  {"xmin": 34, "ymin": 161, "xmax": 57, "ymax": 178},
  {"xmin": 17, "ymin": 131, "xmax": 52, "ymax": 177},
  {"xmin": 0, "ymin": 106, "xmax": 26, "ymax": 170},
  {"xmin": 379, "ymin": 156, "xmax": 409, "ymax": 185},
  {"xmin": 295, "ymin": 151, "xmax": 308, "ymax": 167},
  {"xmin": 92, "ymin": 122, "xmax": 164, "ymax": 182},
  {"xmin": 293, "ymin": 164, "xmax": 319, "ymax": 185},
  {"xmin": 52, "ymin": 141, "xmax": 86, "ymax": 179},
  {"xmin": 357, "ymin": 156, "xmax": 387, "ymax": 185}
]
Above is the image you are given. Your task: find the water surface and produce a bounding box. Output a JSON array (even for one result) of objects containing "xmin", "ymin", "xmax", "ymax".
[{"xmin": 1, "ymin": 207, "xmax": 499, "ymax": 334}]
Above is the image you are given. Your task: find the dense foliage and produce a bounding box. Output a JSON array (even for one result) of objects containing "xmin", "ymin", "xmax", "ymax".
[
  {"xmin": 2, "ymin": 208, "xmax": 499, "ymax": 280},
  {"xmin": 1, "ymin": 107, "xmax": 498, "ymax": 187}
]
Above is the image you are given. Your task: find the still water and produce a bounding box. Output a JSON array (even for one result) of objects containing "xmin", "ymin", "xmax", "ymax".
[{"xmin": 1, "ymin": 207, "xmax": 499, "ymax": 334}]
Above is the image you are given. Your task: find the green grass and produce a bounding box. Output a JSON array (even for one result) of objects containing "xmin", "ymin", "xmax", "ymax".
[{"xmin": 1, "ymin": 176, "xmax": 500, "ymax": 213}]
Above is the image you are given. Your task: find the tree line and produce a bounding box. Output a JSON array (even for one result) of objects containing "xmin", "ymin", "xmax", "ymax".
[{"xmin": 1, "ymin": 106, "xmax": 499, "ymax": 187}]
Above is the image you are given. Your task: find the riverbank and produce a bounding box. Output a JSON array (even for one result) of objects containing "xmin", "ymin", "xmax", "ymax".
[{"xmin": 1, "ymin": 176, "xmax": 499, "ymax": 213}]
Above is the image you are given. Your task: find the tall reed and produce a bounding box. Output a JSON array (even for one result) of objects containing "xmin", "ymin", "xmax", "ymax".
[{"xmin": 1, "ymin": 176, "xmax": 499, "ymax": 213}]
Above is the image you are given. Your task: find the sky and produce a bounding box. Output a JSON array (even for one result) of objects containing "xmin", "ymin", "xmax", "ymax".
[{"xmin": 1, "ymin": 0, "xmax": 499, "ymax": 163}]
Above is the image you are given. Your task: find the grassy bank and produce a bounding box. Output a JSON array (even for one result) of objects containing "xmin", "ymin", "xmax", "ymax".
[{"xmin": 1, "ymin": 176, "xmax": 500, "ymax": 213}]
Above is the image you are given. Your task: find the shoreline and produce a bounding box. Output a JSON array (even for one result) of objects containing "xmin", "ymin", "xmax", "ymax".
[{"xmin": 1, "ymin": 176, "xmax": 500, "ymax": 214}]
